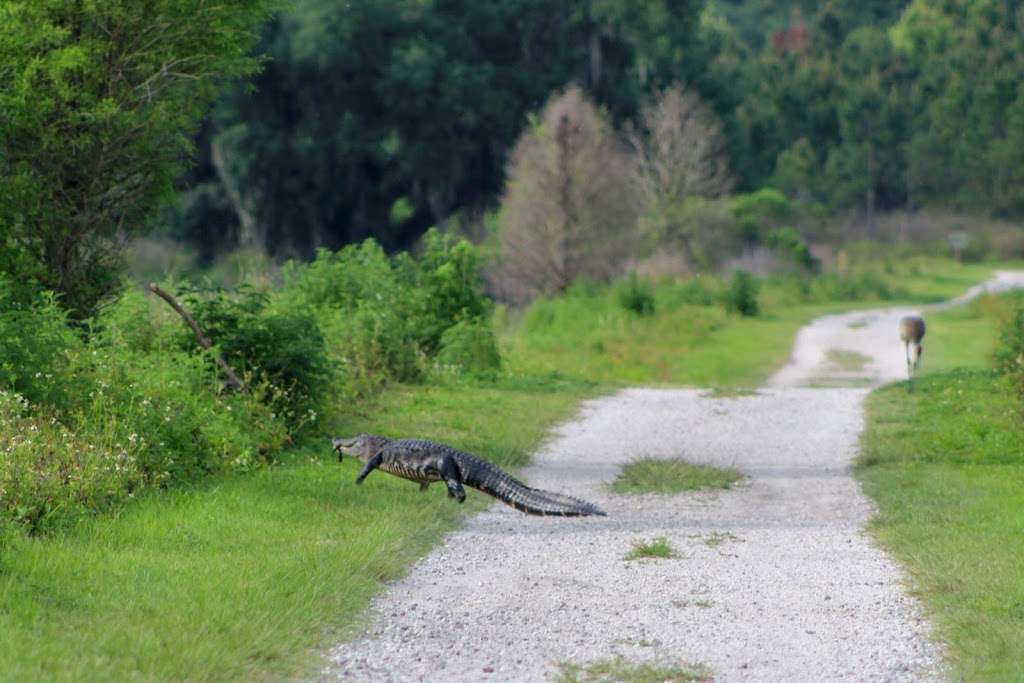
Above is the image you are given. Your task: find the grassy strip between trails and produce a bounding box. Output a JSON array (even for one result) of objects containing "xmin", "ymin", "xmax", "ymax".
[
  {"xmin": 556, "ymin": 656, "xmax": 711, "ymax": 683},
  {"xmin": 858, "ymin": 293, "xmax": 1024, "ymax": 680},
  {"xmin": 0, "ymin": 377, "xmax": 593, "ymax": 682},
  {"xmin": 611, "ymin": 457, "xmax": 742, "ymax": 495}
]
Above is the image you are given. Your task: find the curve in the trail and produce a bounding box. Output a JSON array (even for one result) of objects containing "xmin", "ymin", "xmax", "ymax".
[
  {"xmin": 320, "ymin": 272, "xmax": 1024, "ymax": 683},
  {"xmin": 769, "ymin": 270, "xmax": 1024, "ymax": 388}
]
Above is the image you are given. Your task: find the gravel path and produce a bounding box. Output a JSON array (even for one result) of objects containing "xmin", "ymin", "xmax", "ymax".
[{"xmin": 321, "ymin": 273, "xmax": 1024, "ymax": 682}]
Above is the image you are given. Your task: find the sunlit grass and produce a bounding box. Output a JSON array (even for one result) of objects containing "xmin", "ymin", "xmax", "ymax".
[
  {"xmin": 611, "ymin": 457, "xmax": 742, "ymax": 495},
  {"xmin": 0, "ymin": 376, "xmax": 593, "ymax": 682},
  {"xmin": 858, "ymin": 292, "xmax": 1024, "ymax": 679},
  {"xmin": 624, "ymin": 536, "xmax": 678, "ymax": 561},
  {"xmin": 859, "ymin": 372, "xmax": 1024, "ymax": 680}
]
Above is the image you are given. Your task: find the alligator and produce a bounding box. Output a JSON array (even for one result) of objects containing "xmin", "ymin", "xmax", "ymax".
[{"xmin": 332, "ymin": 434, "xmax": 606, "ymax": 517}]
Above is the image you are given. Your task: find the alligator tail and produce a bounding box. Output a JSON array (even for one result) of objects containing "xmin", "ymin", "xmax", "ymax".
[{"xmin": 457, "ymin": 453, "xmax": 606, "ymax": 517}]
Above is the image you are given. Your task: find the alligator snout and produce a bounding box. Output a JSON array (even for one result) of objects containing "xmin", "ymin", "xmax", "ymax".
[{"xmin": 332, "ymin": 436, "xmax": 362, "ymax": 461}]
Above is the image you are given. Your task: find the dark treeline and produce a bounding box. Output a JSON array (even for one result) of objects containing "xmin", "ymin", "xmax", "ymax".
[
  {"xmin": 165, "ymin": 0, "xmax": 704, "ymax": 260},
  {"xmin": 161, "ymin": 0, "xmax": 1024, "ymax": 260}
]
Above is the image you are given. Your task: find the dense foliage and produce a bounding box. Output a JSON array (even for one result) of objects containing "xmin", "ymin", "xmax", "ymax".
[
  {"xmin": 995, "ymin": 294, "xmax": 1024, "ymax": 400},
  {"xmin": 0, "ymin": 0, "xmax": 276, "ymax": 318},
  {"xmin": 0, "ymin": 233, "xmax": 494, "ymax": 541},
  {"xmin": 151, "ymin": 0, "xmax": 1024, "ymax": 261},
  {"xmin": 160, "ymin": 0, "xmax": 704, "ymax": 260}
]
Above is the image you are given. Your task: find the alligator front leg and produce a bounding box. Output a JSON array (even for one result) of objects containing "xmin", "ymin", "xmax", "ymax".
[
  {"xmin": 439, "ymin": 455, "xmax": 466, "ymax": 503},
  {"xmin": 419, "ymin": 481, "xmax": 430, "ymax": 492},
  {"xmin": 355, "ymin": 453, "xmax": 383, "ymax": 484}
]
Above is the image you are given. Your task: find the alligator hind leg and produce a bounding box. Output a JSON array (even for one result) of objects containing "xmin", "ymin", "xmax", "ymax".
[
  {"xmin": 419, "ymin": 481, "xmax": 430, "ymax": 492},
  {"xmin": 438, "ymin": 456, "xmax": 466, "ymax": 503}
]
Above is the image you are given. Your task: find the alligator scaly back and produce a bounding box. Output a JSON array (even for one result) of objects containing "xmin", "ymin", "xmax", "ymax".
[
  {"xmin": 333, "ymin": 434, "xmax": 606, "ymax": 517},
  {"xmin": 454, "ymin": 450, "xmax": 606, "ymax": 517}
]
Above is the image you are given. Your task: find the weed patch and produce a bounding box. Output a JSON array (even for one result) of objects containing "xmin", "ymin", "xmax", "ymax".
[
  {"xmin": 624, "ymin": 536, "xmax": 678, "ymax": 561},
  {"xmin": 612, "ymin": 458, "xmax": 742, "ymax": 495},
  {"xmin": 556, "ymin": 656, "xmax": 711, "ymax": 683}
]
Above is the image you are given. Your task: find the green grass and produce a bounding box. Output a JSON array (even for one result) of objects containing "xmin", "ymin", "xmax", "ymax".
[
  {"xmin": 624, "ymin": 536, "xmax": 678, "ymax": 560},
  {"xmin": 0, "ymin": 376, "xmax": 593, "ymax": 682},
  {"xmin": 556, "ymin": 656, "xmax": 711, "ymax": 683},
  {"xmin": 859, "ymin": 372, "xmax": 1024, "ymax": 681},
  {"xmin": 611, "ymin": 457, "xmax": 742, "ymax": 495},
  {"xmin": 858, "ymin": 292, "xmax": 1024, "ymax": 680},
  {"xmin": 501, "ymin": 258, "xmax": 1011, "ymax": 389},
  {"xmin": 2, "ymin": 256, "xmax": 1016, "ymax": 680}
]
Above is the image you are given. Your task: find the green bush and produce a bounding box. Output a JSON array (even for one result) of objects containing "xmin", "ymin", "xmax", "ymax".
[
  {"xmin": 280, "ymin": 240, "xmax": 400, "ymax": 312},
  {"xmin": 435, "ymin": 320, "xmax": 502, "ymax": 375},
  {"xmin": 279, "ymin": 240, "xmax": 423, "ymax": 390},
  {"xmin": 995, "ymin": 300, "xmax": 1024, "ymax": 398},
  {"xmin": 277, "ymin": 234, "xmax": 494, "ymax": 395},
  {"xmin": 412, "ymin": 229, "xmax": 492, "ymax": 353},
  {"xmin": 0, "ymin": 328, "xmax": 288, "ymax": 537},
  {"xmin": 765, "ymin": 226, "xmax": 817, "ymax": 271},
  {"xmin": 179, "ymin": 285, "xmax": 335, "ymax": 425},
  {"xmin": 0, "ymin": 279, "xmax": 80, "ymax": 408},
  {"xmin": 614, "ymin": 272, "xmax": 655, "ymax": 315},
  {"xmin": 321, "ymin": 303, "xmax": 421, "ymax": 395},
  {"xmin": 724, "ymin": 270, "xmax": 759, "ymax": 316},
  {"xmin": 0, "ymin": 391, "xmax": 143, "ymax": 536}
]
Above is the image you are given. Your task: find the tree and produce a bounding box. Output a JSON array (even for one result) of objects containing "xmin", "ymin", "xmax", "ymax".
[
  {"xmin": 0, "ymin": 0, "xmax": 276, "ymax": 318},
  {"xmin": 627, "ymin": 85, "xmax": 733, "ymax": 267},
  {"xmin": 493, "ymin": 86, "xmax": 639, "ymax": 302},
  {"xmin": 158, "ymin": 0, "xmax": 708, "ymax": 261}
]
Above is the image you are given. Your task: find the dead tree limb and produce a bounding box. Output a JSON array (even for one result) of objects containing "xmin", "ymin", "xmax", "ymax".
[{"xmin": 148, "ymin": 282, "xmax": 247, "ymax": 392}]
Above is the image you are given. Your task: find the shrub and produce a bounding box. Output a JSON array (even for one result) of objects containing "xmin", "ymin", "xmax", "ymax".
[
  {"xmin": 279, "ymin": 238, "xmax": 486, "ymax": 392},
  {"xmin": 0, "ymin": 278, "xmax": 80, "ymax": 409},
  {"xmin": 279, "ymin": 240, "xmax": 400, "ymax": 312},
  {"xmin": 434, "ymin": 320, "xmax": 502, "ymax": 375},
  {"xmin": 995, "ymin": 300, "xmax": 1024, "ymax": 399},
  {"xmin": 724, "ymin": 270, "xmax": 759, "ymax": 316},
  {"xmin": 178, "ymin": 285, "xmax": 335, "ymax": 426},
  {"xmin": 411, "ymin": 229, "xmax": 492, "ymax": 353},
  {"xmin": 614, "ymin": 272, "xmax": 655, "ymax": 315},
  {"xmin": 321, "ymin": 303, "xmax": 421, "ymax": 395},
  {"xmin": 765, "ymin": 226, "xmax": 817, "ymax": 271},
  {"xmin": 0, "ymin": 391, "xmax": 143, "ymax": 536}
]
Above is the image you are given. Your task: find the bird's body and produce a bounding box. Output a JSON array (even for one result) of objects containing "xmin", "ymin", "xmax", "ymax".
[{"xmin": 899, "ymin": 315, "xmax": 926, "ymax": 382}]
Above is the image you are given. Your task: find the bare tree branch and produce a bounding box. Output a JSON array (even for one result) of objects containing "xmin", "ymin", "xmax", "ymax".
[{"xmin": 148, "ymin": 283, "xmax": 247, "ymax": 392}]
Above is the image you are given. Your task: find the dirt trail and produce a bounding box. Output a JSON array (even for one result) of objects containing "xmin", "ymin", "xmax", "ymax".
[{"xmin": 321, "ymin": 273, "xmax": 1024, "ymax": 682}]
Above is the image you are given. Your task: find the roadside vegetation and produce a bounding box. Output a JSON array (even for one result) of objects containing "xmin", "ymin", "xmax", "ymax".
[
  {"xmin": 0, "ymin": 246, "xmax": 1014, "ymax": 680},
  {"xmin": 858, "ymin": 292, "xmax": 1024, "ymax": 680}
]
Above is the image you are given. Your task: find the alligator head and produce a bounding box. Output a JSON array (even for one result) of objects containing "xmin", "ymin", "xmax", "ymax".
[{"xmin": 332, "ymin": 433, "xmax": 389, "ymax": 462}]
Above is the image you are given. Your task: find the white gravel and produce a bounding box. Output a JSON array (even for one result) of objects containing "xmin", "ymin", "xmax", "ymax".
[{"xmin": 320, "ymin": 272, "xmax": 1024, "ymax": 682}]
